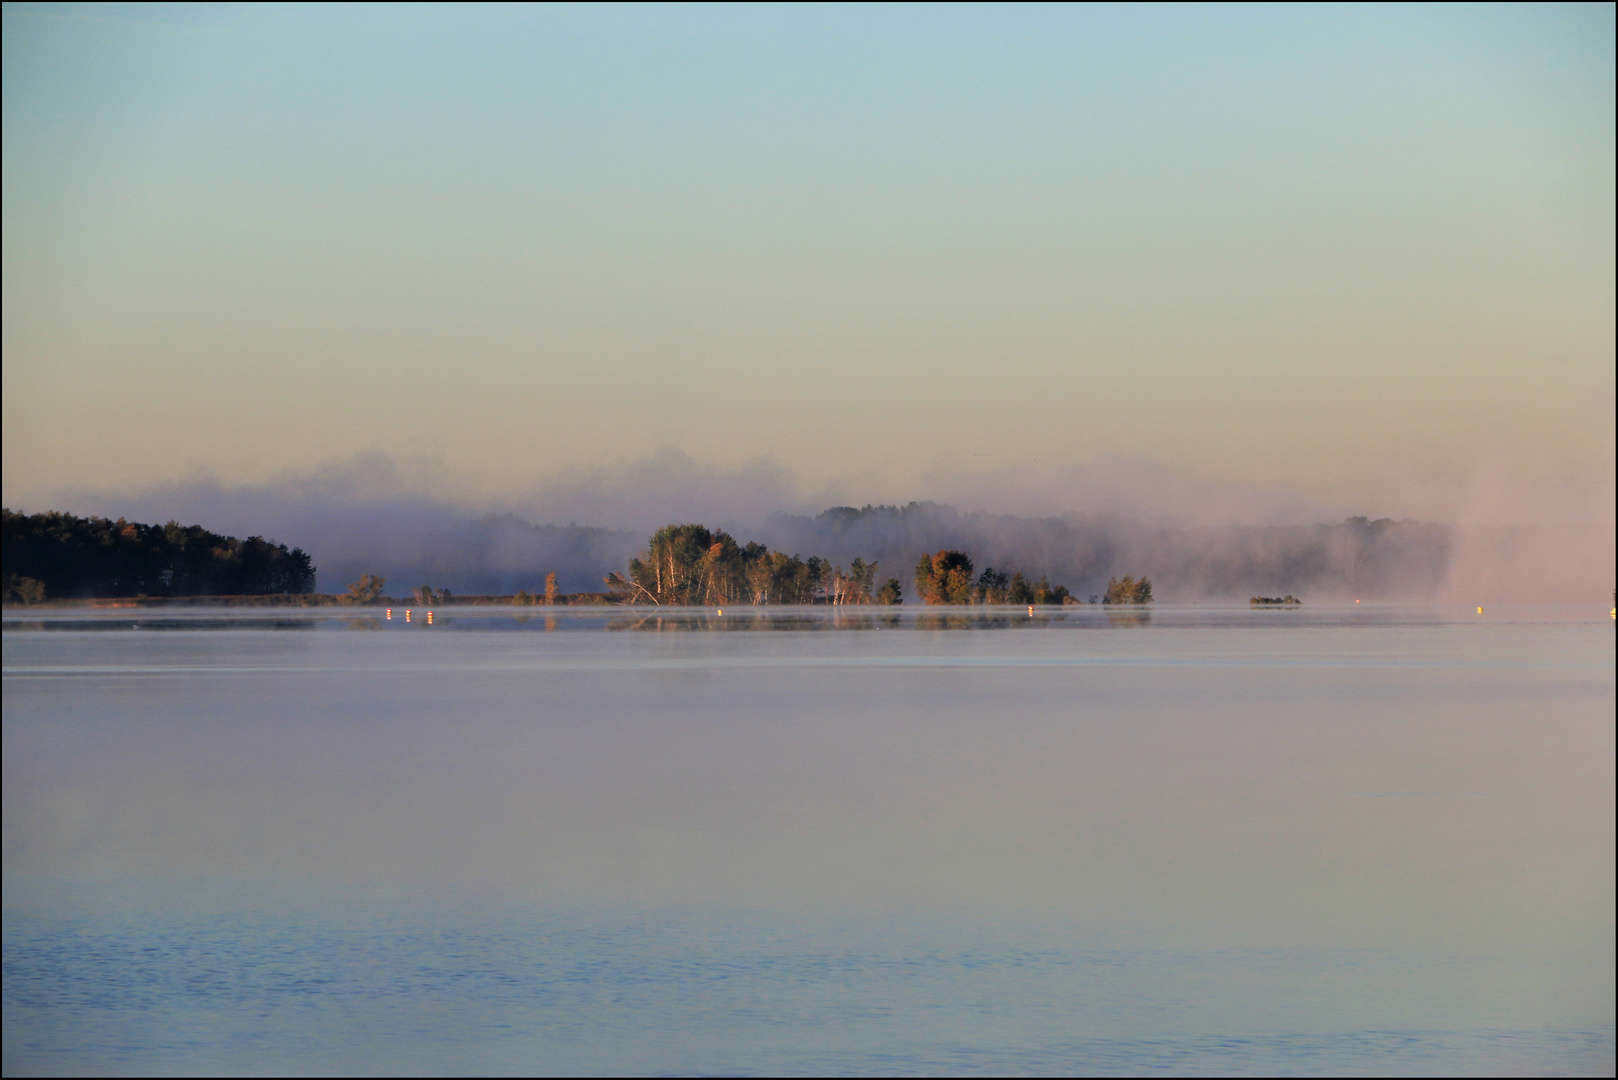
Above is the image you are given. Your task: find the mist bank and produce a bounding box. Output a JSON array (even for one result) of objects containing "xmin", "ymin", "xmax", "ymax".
[
  {"xmin": 747, "ymin": 506, "xmax": 1449, "ymax": 602},
  {"xmin": 2, "ymin": 496, "xmax": 1462, "ymax": 601},
  {"xmin": 199, "ymin": 507, "xmax": 642, "ymax": 600},
  {"xmin": 11, "ymin": 450, "xmax": 1610, "ymax": 602},
  {"xmin": 754, "ymin": 507, "xmax": 1613, "ymax": 603},
  {"xmin": 2, "ymin": 480, "xmax": 641, "ymax": 598}
]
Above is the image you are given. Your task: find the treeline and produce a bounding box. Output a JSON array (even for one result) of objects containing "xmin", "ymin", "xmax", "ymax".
[
  {"xmin": 1103, "ymin": 575, "xmax": 1153, "ymax": 605},
  {"xmin": 913, "ymin": 551, "xmax": 1075, "ymax": 605},
  {"xmin": 3, "ymin": 509, "xmax": 316, "ymax": 601},
  {"xmin": 605, "ymin": 523, "xmax": 903, "ymax": 606},
  {"xmin": 603, "ymin": 525, "xmax": 1116, "ymax": 607}
]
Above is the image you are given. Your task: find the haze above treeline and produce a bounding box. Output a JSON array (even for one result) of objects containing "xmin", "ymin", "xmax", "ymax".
[
  {"xmin": 6, "ymin": 447, "xmax": 1611, "ymax": 603},
  {"xmin": 0, "ymin": 500, "xmax": 1476, "ymax": 606}
]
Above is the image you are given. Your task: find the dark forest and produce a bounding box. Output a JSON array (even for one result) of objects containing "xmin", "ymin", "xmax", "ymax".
[{"xmin": 3, "ymin": 509, "xmax": 316, "ymax": 601}]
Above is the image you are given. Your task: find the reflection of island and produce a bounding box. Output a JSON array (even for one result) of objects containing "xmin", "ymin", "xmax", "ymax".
[
  {"xmin": 604, "ymin": 610, "xmax": 1090, "ymax": 632},
  {"xmin": 914, "ymin": 612, "xmax": 1066, "ymax": 630},
  {"xmin": 1250, "ymin": 595, "xmax": 1302, "ymax": 607},
  {"xmin": 607, "ymin": 611, "xmax": 906, "ymax": 632},
  {"xmin": 1107, "ymin": 610, "xmax": 1152, "ymax": 628}
]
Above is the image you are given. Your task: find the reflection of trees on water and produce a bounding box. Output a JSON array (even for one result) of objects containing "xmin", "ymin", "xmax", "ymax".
[
  {"xmin": 915, "ymin": 613, "xmax": 995, "ymax": 631},
  {"xmin": 826, "ymin": 613, "xmax": 902, "ymax": 631},
  {"xmin": 345, "ymin": 617, "xmax": 383, "ymax": 631},
  {"xmin": 606, "ymin": 612, "xmax": 904, "ymax": 632},
  {"xmin": 913, "ymin": 613, "xmax": 1066, "ymax": 631},
  {"xmin": 152, "ymin": 618, "xmax": 320, "ymax": 632},
  {"xmin": 7, "ymin": 617, "xmax": 329, "ymax": 632},
  {"xmin": 1106, "ymin": 610, "xmax": 1152, "ymax": 627},
  {"xmin": 601, "ymin": 610, "xmax": 1083, "ymax": 632},
  {"xmin": 510, "ymin": 614, "xmax": 559, "ymax": 630}
]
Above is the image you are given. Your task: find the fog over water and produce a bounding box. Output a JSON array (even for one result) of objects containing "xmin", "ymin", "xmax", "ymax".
[{"xmin": 17, "ymin": 452, "xmax": 1611, "ymax": 602}]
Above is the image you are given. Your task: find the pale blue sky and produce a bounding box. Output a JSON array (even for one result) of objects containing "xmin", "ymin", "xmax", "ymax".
[{"xmin": 3, "ymin": 3, "xmax": 1613, "ymax": 515}]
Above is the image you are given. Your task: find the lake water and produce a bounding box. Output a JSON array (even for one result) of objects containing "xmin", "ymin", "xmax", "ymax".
[{"xmin": 3, "ymin": 606, "xmax": 1613, "ymax": 1075}]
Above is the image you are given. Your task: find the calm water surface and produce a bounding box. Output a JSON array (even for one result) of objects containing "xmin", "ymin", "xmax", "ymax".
[{"xmin": 4, "ymin": 606, "xmax": 1613, "ymax": 1075}]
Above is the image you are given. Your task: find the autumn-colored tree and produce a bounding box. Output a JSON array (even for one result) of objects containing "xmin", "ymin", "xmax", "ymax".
[
  {"xmin": 821, "ymin": 558, "xmax": 877, "ymax": 604},
  {"xmin": 608, "ymin": 523, "xmax": 884, "ymax": 606},
  {"xmin": 841, "ymin": 558, "xmax": 878, "ymax": 604},
  {"xmin": 345, "ymin": 574, "xmax": 386, "ymax": 604},
  {"xmin": 544, "ymin": 572, "xmax": 558, "ymax": 605},
  {"xmin": 912, "ymin": 553, "xmax": 934, "ymax": 602},
  {"xmin": 1103, "ymin": 576, "xmax": 1153, "ymax": 604},
  {"xmin": 914, "ymin": 550, "xmax": 975, "ymax": 604}
]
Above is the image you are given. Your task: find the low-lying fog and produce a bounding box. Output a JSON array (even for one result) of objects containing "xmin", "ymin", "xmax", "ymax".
[{"xmin": 13, "ymin": 453, "xmax": 1613, "ymax": 603}]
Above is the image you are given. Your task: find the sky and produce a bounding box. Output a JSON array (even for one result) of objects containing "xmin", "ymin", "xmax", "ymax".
[{"xmin": 2, "ymin": 3, "xmax": 1613, "ymax": 524}]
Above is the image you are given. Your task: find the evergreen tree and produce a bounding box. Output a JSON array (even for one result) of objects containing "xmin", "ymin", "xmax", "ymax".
[{"xmin": 2, "ymin": 509, "xmax": 315, "ymax": 597}]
